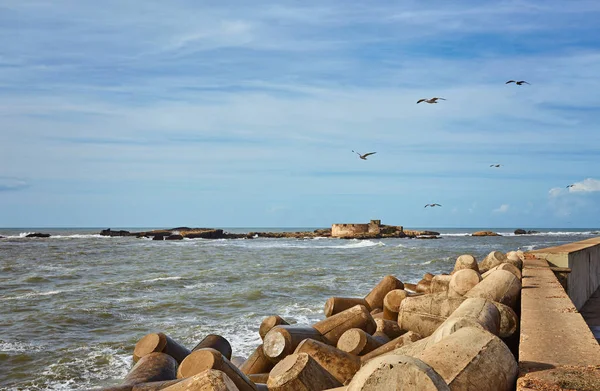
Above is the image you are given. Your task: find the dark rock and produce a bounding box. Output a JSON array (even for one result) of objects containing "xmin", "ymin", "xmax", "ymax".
[
  {"xmin": 152, "ymin": 235, "xmax": 165, "ymax": 240},
  {"xmin": 0, "ymin": 235, "xmax": 4, "ymax": 239},
  {"xmin": 527, "ymin": 230, "xmax": 540, "ymax": 234},
  {"xmin": 183, "ymin": 229, "xmax": 224, "ymax": 239},
  {"xmin": 514, "ymin": 229, "xmax": 527, "ymax": 235},
  {"xmin": 100, "ymin": 229, "xmax": 132, "ymax": 237},
  {"xmin": 166, "ymin": 234, "xmax": 183, "ymax": 240},
  {"xmin": 26, "ymin": 233, "xmax": 50, "ymax": 238}
]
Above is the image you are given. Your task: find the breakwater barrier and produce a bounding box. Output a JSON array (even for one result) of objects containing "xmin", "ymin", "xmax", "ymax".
[{"xmin": 88, "ymin": 239, "xmax": 600, "ymax": 390}]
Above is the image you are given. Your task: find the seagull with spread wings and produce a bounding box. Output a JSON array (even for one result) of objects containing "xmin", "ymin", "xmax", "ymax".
[
  {"xmin": 566, "ymin": 184, "xmax": 575, "ymax": 188},
  {"xmin": 490, "ymin": 164, "xmax": 502, "ymax": 168},
  {"xmin": 352, "ymin": 150, "xmax": 377, "ymax": 160},
  {"xmin": 417, "ymin": 97, "xmax": 446, "ymax": 104},
  {"xmin": 424, "ymin": 203, "xmax": 442, "ymax": 208},
  {"xmin": 506, "ymin": 80, "xmax": 530, "ymax": 85}
]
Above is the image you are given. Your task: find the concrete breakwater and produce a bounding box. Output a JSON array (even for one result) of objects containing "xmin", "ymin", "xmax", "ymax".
[{"xmin": 93, "ymin": 250, "xmax": 528, "ymax": 391}]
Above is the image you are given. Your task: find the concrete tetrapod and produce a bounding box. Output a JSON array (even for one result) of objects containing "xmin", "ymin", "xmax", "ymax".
[
  {"xmin": 505, "ymin": 251, "xmax": 523, "ymax": 270},
  {"xmin": 246, "ymin": 374, "xmax": 269, "ymax": 384},
  {"xmin": 239, "ymin": 344, "xmax": 273, "ymax": 375},
  {"xmin": 416, "ymin": 279, "xmax": 431, "ymax": 293},
  {"xmin": 132, "ymin": 380, "xmax": 184, "ymax": 391},
  {"xmin": 359, "ymin": 331, "xmax": 422, "ymax": 363},
  {"xmin": 133, "ymin": 333, "xmax": 191, "ymax": 364},
  {"xmin": 263, "ymin": 326, "xmax": 326, "ymax": 363},
  {"xmin": 448, "ymin": 269, "xmax": 482, "ymax": 297},
  {"xmin": 414, "ymin": 327, "xmax": 518, "ymax": 391},
  {"xmin": 324, "ymin": 297, "xmax": 371, "ymax": 317},
  {"xmin": 364, "ymin": 275, "xmax": 404, "ymax": 310},
  {"xmin": 379, "ymin": 298, "xmax": 502, "ymax": 361},
  {"xmin": 192, "ymin": 335, "xmax": 233, "ymax": 360},
  {"xmin": 313, "ymin": 305, "xmax": 376, "ymax": 346},
  {"xmin": 397, "ymin": 294, "xmax": 517, "ymax": 339},
  {"xmin": 464, "ymin": 269, "xmax": 522, "ymax": 309},
  {"xmin": 374, "ymin": 318, "xmax": 404, "ymax": 339},
  {"xmin": 259, "ymin": 316, "xmax": 289, "ymax": 340},
  {"xmin": 97, "ymin": 353, "xmax": 179, "ymax": 391},
  {"xmin": 382, "ymin": 289, "xmax": 410, "ymax": 321},
  {"xmin": 176, "ymin": 348, "xmax": 257, "ymax": 391},
  {"xmin": 478, "ymin": 250, "xmax": 507, "ymax": 273},
  {"xmin": 336, "ymin": 328, "xmax": 383, "ymax": 355},
  {"xmin": 294, "ymin": 338, "xmax": 361, "ymax": 385},
  {"xmin": 429, "ymin": 275, "xmax": 452, "ymax": 295},
  {"xmin": 452, "ymin": 254, "xmax": 479, "ymax": 274},
  {"xmin": 370, "ymin": 331, "xmax": 391, "ymax": 344},
  {"xmin": 481, "ymin": 262, "xmax": 522, "ymax": 280},
  {"xmin": 161, "ymin": 369, "xmax": 240, "ymax": 391},
  {"xmin": 267, "ymin": 353, "xmax": 342, "ymax": 391},
  {"xmin": 397, "ymin": 295, "xmax": 467, "ymax": 337},
  {"xmin": 347, "ymin": 354, "xmax": 450, "ymax": 391}
]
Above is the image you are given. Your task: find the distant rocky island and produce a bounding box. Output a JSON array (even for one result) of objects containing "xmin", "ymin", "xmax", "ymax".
[{"xmin": 99, "ymin": 220, "xmax": 441, "ymax": 240}]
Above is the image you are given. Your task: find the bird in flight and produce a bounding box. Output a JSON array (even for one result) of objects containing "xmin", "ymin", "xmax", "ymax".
[
  {"xmin": 506, "ymin": 80, "xmax": 530, "ymax": 85},
  {"xmin": 424, "ymin": 203, "xmax": 442, "ymax": 208},
  {"xmin": 490, "ymin": 164, "xmax": 502, "ymax": 168},
  {"xmin": 566, "ymin": 184, "xmax": 575, "ymax": 188},
  {"xmin": 352, "ymin": 150, "xmax": 377, "ymax": 160},
  {"xmin": 417, "ymin": 97, "xmax": 446, "ymax": 104}
]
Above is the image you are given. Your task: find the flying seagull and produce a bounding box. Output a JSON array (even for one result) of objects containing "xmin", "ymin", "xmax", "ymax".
[
  {"xmin": 417, "ymin": 97, "xmax": 446, "ymax": 104},
  {"xmin": 352, "ymin": 150, "xmax": 377, "ymax": 160},
  {"xmin": 424, "ymin": 203, "xmax": 442, "ymax": 208},
  {"xmin": 506, "ymin": 80, "xmax": 530, "ymax": 85},
  {"xmin": 490, "ymin": 164, "xmax": 502, "ymax": 168},
  {"xmin": 566, "ymin": 184, "xmax": 575, "ymax": 188}
]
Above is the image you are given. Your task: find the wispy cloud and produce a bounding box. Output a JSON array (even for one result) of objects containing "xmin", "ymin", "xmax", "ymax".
[
  {"xmin": 0, "ymin": 177, "xmax": 29, "ymax": 191},
  {"xmin": 493, "ymin": 204, "xmax": 510, "ymax": 214},
  {"xmin": 568, "ymin": 178, "xmax": 600, "ymax": 193}
]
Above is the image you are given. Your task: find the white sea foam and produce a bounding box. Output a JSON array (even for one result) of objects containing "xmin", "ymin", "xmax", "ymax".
[
  {"xmin": 184, "ymin": 282, "xmax": 218, "ymax": 290},
  {"xmin": 1, "ymin": 290, "xmax": 64, "ymax": 301},
  {"xmin": 202, "ymin": 239, "xmax": 386, "ymax": 249},
  {"xmin": 38, "ymin": 346, "xmax": 131, "ymax": 391},
  {"xmin": 0, "ymin": 340, "xmax": 45, "ymax": 353},
  {"xmin": 141, "ymin": 276, "xmax": 183, "ymax": 283}
]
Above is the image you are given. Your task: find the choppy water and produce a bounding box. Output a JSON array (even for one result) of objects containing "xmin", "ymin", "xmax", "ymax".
[{"xmin": 0, "ymin": 227, "xmax": 598, "ymax": 390}]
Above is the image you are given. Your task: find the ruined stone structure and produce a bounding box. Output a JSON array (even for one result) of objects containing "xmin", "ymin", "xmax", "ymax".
[{"xmin": 331, "ymin": 220, "xmax": 382, "ymax": 238}]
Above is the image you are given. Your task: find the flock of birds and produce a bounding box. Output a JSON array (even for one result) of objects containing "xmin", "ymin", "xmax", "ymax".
[{"xmin": 348, "ymin": 79, "xmax": 559, "ymax": 208}]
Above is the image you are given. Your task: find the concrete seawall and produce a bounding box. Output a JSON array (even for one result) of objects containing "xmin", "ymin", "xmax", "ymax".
[
  {"xmin": 520, "ymin": 238, "xmax": 600, "ymax": 390},
  {"xmin": 529, "ymin": 237, "xmax": 600, "ymax": 309}
]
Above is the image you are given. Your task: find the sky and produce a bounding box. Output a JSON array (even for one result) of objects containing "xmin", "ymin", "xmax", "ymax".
[{"xmin": 1, "ymin": 0, "xmax": 600, "ymax": 228}]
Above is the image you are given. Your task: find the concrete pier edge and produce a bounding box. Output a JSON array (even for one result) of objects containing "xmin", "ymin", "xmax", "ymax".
[{"xmin": 520, "ymin": 237, "xmax": 600, "ymax": 390}]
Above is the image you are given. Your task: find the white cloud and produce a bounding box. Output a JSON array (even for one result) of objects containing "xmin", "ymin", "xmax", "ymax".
[
  {"xmin": 549, "ymin": 187, "xmax": 565, "ymax": 198},
  {"xmin": 568, "ymin": 178, "xmax": 600, "ymax": 193},
  {"xmin": 493, "ymin": 204, "xmax": 510, "ymax": 213}
]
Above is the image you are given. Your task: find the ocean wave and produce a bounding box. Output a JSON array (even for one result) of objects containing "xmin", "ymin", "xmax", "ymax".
[
  {"xmin": 4, "ymin": 233, "xmax": 108, "ymax": 239},
  {"xmin": 0, "ymin": 340, "xmax": 45, "ymax": 353},
  {"xmin": 184, "ymin": 282, "xmax": 218, "ymax": 290},
  {"xmin": 440, "ymin": 231, "xmax": 598, "ymax": 237},
  {"xmin": 140, "ymin": 276, "xmax": 183, "ymax": 283},
  {"xmin": 1, "ymin": 290, "xmax": 64, "ymax": 301},
  {"xmin": 198, "ymin": 238, "xmax": 386, "ymax": 249}
]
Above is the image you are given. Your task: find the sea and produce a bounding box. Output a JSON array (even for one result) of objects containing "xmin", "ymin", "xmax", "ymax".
[{"xmin": 1, "ymin": 227, "xmax": 598, "ymax": 390}]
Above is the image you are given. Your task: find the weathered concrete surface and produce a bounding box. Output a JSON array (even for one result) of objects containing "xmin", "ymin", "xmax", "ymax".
[
  {"xmin": 580, "ymin": 286, "xmax": 600, "ymax": 343},
  {"xmin": 528, "ymin": 236, "xmax": 600, "ymax": 310},
  {"xmin": 517, "ymin": 256, "xmax": 600, "ymax": 391}
]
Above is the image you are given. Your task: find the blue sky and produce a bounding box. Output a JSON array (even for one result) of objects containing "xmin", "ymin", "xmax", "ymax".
[{"xmin": 1, "ymin": 0, "xmax": 600, "ymax": 228}]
